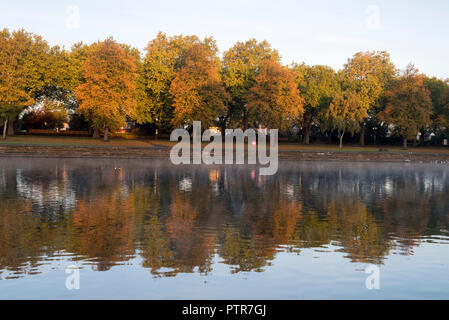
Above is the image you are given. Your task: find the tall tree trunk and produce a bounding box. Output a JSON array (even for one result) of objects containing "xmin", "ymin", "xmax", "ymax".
[
  {"xmin": 7, "ymin": 116, "xmax": 15, "ymax": 136},
  {"xmin": 221, "ymin": 122, "xmax": 226, "ymax": 143},
  {"xmin": 360, "ymin": 123, "xmax": 365, "ymax": 146},
  {"xmin": 339, "ymin": 132, "xmax": 344, "ymax": 149},
  {"xmin": 413, "ymin": 136, "xmax": 417, "ymax": 147},
  {"xmin": 103, "ymin": 127, "xmax": 109, "ymax": 142},
  {"xmin": 304, "ymin": 122, "xmax": 312, "ymax": 145},
  {"xmin": 328, "ymin": 131, "xmax": 332, "ymax": 144},
  {"xmin": 88, "ymin": 124, "xmax": 93, "ymax": 136},
  {"xmin": 243, "ymin": 109, "xmax": 248, "ymax": 131},
  {"xmin": 93, "ymin": 128, "xmax": 100, "ymax": 139},
  {"xmin": 2, "ymin": 118, "xmax": 8, "ymax": 140},
  {"xmin": 403, "ymin": 137, "xmax": 408, "ymax": 150}
]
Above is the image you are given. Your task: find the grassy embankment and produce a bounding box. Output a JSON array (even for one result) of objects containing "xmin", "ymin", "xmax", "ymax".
[{"xmin": 1, "ymin": 135, "xmax": 449, "ymax": 154}]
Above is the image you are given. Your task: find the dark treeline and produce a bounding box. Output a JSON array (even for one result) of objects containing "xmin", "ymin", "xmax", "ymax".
[{"xmin": 1, "ymin": 29, "xmax": 449, "ymax": 148}]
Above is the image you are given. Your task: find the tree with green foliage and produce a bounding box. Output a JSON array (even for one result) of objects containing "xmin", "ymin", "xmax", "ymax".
[
  {"xmin": 423, "ymin": 76, "xmax": 449, "ymax": 139},
  {"xmin": 323, "ymin": 90, "xmax": 365, "ymax": 149},
  {"xmin": 136, "ymin": 32, "xmax": 216, "ymax": 134},
  {"xmin": 222, "ymin": 39, "xmax": 280, "ymax": 130},
  {"xmin": 0, "ymin": 28, "xmax": 50, "ymax": 139},
  {"xmin": 292, "ymin": 64, "xmax": 340, "ymax": 144},
  {"xmin": 379, "ymin": 65, "xmax": 432, "ymax": 149},
  {"xmin": 342, "ymin": 51, "xmax": 397, "ymax": 146},
  {"xmin": 437, "ymin": 89, "xmax": 449, "ymax": 138}
]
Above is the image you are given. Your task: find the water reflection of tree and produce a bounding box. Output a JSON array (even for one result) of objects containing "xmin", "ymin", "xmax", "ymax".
[
  {"xmin": 0, "ymin": 197, "xmax": 68, "ymax": 278},
  {"xmin": 1, "ymin": 160, "xmax": 449, "ymax": 279},
  {"xmin": 68, "ymin": 192, "xmax": 136, "ymax": 271},
  {"xmin": 375, "ymin": 171, "xmax": 432, "ymax": 256},
  {"xmin": 291, "ymin": 164, "xmax": 446, "ymax": 262},
  {"xmin": 328, "ymin": 197, "xmax": 390, "ymax": 264}
]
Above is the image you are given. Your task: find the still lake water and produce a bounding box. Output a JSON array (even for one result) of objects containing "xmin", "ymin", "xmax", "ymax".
[{"xmin": 0, "ymin": 158, "xmax": 449, "ymax": 299}]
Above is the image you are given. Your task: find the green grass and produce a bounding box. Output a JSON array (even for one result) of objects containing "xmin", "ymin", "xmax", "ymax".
[
  {"xmin": 0, "ymin": 135, "xmax": 154, "ymax": 147},
  {"xmin": 1, "ymin": 135, "xmax": 449, "ymax": 154},
  {"xmin": 276, "ymin": 142, "xmax": 449, "ymax": 153},
  {"xmin": 150, "ymin": 138, "xmax": 449, "ymax": 153}
]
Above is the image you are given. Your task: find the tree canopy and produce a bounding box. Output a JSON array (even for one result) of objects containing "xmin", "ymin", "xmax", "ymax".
[
  {"xmin": 247, "ymin": 60, "xmax": 304, "ymax": 133},
  {"xmin": 342, "ymin": 51, "xmax": 397, "ymax": 145},
  {"xmin": 323, "ymin": 90, "xmax": 365, "ymax": 149},
  {"xmin": 1, "ymin": 28, "xmax": 446, "ymax": 146},
  {"xmin": 75, "ymin": 38, "xmax": 138, "ymax": 141},
  {"xmin": 379, "ymin": 65, "xmax": 433, "ymax": 149},
  {"xmin": 293, "ymin": 64, "xmax": 340, "ymax": 144},
  {"xmin": 0, "ymin": 29, "xmax": 51, "ymax": 138},
  {"xmin": 169, "ymin": 43, "xmax": 229, "ymax": 129},
  {"xmin": 222, "ymin": 39, "xmax": 280, "ymax": 129},
  {"xmin": 136, "ymin": 32, "xmax": 217, "ymax": 133}
]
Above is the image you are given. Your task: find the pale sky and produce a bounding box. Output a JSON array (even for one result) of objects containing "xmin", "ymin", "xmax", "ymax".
[{"xmin": 1, "ymin": 0, "xmax": 449, "ymax": 78}]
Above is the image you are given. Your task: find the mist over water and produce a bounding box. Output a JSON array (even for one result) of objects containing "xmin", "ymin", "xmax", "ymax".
[{"xmin": 1, "ymin": 158, "xmax": 449, "ymax": 299}]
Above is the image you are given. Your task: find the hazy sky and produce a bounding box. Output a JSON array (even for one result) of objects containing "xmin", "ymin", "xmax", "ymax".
[{"xmin": 1, "ymin": 0, "xmax": 448, "ymax": 78}]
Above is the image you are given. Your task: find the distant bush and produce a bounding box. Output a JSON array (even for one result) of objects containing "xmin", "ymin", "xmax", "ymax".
[
  {"xmin": 22, "ymin": 109, "xmax": 67, "ymax": 130},
  {"xmin": 22, "ymin": 99, "xmax": 68, "ymax": 130},
  {"xmin": 68, "ymin": 113, "xmax": 89, "ymax": 131}
]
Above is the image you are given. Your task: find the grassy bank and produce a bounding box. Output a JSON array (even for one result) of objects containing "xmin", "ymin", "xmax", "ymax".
[
  {"xmin": 1, "ymin": 135, "xmax": 449, "ymax": 154},
  {"xmin": 0, "ymin": 135, "xmax": 154, "ymax": 147}
]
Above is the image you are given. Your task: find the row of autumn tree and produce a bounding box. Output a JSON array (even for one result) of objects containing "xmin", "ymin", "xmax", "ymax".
[{"xmin": 1, "ymin": 28, "xmax": 449, "ymax": 147}]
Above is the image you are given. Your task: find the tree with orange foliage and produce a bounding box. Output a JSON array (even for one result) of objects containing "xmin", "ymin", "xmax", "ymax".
[
  {"xmin": 169, "ymin": 43, "xmax": 229, "ymax": 129},
  {"xmin": 75, "ymin": 38, "xmax": 137, "ymax": 141},
  {"xmin": 379, "ymin": 64, "xmax": 432, "ymax": 149},
  {"xmin": 246, "ymin": 60, "xmax": 304, "ymax": 133}
]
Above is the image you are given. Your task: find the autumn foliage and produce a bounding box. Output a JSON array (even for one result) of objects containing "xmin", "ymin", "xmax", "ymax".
[
  {"xmin": 379, "ymin": 65, "xmax": 433, "ymax": 149},
  {"xmin": 324, "ymin": 91, "xmax": 365, "ymax": 149},
  {"xmin": 247, "ymin": 60, "xmax": 304, "ymax": 133},
  {"xmin": 75, "ymin": 38, "xmax": 137, "ymax": 141},
  {"xmin": 169, "ymin": 43, "xmax": 229, "ymax": 128},
  {"xmin": 1, "ymin": 28, "xmax": 448, "ymax": 146}
]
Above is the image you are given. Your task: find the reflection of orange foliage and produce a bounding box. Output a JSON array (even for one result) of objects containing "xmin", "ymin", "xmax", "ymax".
[
  {"xmin": 0, "ymin": 200, "xmax": 37, "ymax": 273},
  {"xmin": 218, "ymin": 199, "xmax": 302, "ymax": 273},
  {"xmin": 72, "ymin": 192, "xmax": 135, "ymax": 271},
  {"xmin": 209, "ymin": 169, "xmax": 220, "ymax": 183},
  {"xmin": 2, "ymin": 161, "xmax": 447, "ymax": 280},
  {"xmin": 326, "ymin": 198, "xmax": 389, "ymax": 263},
  {"xmin": 166, "ymin": 193, "xmax": 199, "ymax": 237},
  {"xmin": 165, "ymin": 193, "xmax": 216, "ymax": 273},
  {"xmin": 271, "ymin": 201, "xmax": 302, "ymax": 243},
  {"xmin": 219, "ymin": 228, "xmax": 273, "ymax": 273}
]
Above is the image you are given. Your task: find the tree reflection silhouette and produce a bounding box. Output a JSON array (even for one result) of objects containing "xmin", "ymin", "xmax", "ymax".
[{"xmin": 0, "ymin": 159, "xmax": 448, "ymax": 279}]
